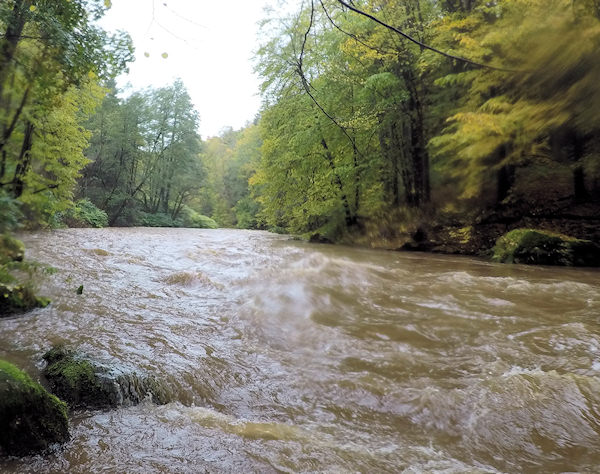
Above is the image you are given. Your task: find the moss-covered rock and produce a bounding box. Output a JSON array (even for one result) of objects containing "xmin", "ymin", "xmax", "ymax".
[
  {"xmin": 492, "ymin": 228, "xmax": 600, "ymax": 266},
  {"xmin": 0, "ymin": 282, "xmax": 50, "ymax": 316},
  {"xmin": 0, "ymin": 235, "xmax": 24, "ymax": 265},
  {"xmin": 0, "ymin": 235, "xmax": 51, "ymax": 316},
  {"xmin": 43, "ymin": 346, "xmax": 170, "ymax": 409},
  {"xmin": 0, "ymin": 359, "xmax": 69, "ymax": 456}
]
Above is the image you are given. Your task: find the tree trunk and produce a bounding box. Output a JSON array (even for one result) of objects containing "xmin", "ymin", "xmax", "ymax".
[
  {"xmin": 573, "ymin": 166, "xmax": 588, "ymax": 202},
  {"xmin": 401, "ymin": 66, "xmax": 430, "ymax": 207},
  {"xmin": 0, "ymin": 1, "xmax": 27, "ymax": 101},
  {"xmin": 320, "ymin": 137, "xmax": 355, "ymax": 226},
  {"xmin": 12, "ymin": 121, "xmax": 34, "ymax": 198}
]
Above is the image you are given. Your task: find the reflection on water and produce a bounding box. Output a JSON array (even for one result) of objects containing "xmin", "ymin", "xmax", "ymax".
[{"xmin": 1, "ymin": 227, "xmax": 599, "ymax": 472}]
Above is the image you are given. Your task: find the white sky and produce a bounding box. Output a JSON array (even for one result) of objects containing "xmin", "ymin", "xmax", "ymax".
[{"xmin": 99, "ymin": 0, "xmax": 278, "ymax": 138}]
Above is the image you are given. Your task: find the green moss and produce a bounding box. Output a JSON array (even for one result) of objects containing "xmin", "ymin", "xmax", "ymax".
[
  {"xmin": 43, "ymin": 346, "xmax": 108, "ymax": 408},
  {"xmin": 492, "ymin": 228, "xmax": 600, "ymax": 266},
  {"xmin": 0, "ymin": 359, "xmax": 69, "ymax": 455},
  {"xmin": 0, "ymin": 235, "xmax": 25, "ymax": 265},
  {"xmin": 43, "ymin": 346, "xmax": 171, "ymax": 408}
]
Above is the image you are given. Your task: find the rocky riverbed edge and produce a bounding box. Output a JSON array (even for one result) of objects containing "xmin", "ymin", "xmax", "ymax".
[
  {"xmin": 0, "ymin": 345, "xmax": 171, "ymax": 456},
  {"xmin": 339, "ymin": 208, "xmax": 600, "ymax": 267}
]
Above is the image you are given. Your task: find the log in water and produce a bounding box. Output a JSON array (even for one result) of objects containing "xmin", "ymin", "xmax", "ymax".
[{"xmin": 1, "ymin": 228, "xmax": 599, "ymax": 472}]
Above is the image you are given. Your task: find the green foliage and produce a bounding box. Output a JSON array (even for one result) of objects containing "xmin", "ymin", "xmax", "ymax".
[
  {"xmin": 0, "ymin": 280, "xmax": 49, "ymax": 316},
  {"xmin": 234, "ymin": 196, "xmax": 260, "ymax": 229},
  {"xmin": 198, "ymin": 124, "xmax": 262, "ymax": 228},
  {"xmin": 80, "ymin": 80, "xmax": 204, "ymax": 227},
  {"xmin": 431, "ymin": 0, "xmax": 600, "ymax": 200},
  {"xmin": 249, "ymin": 0, "xmax": 600, "ymax": 243},
  {"xmin": 0, "ymin": 234, "xmax": 25, "ymax": 265},
  {"xmin": 0, "ymin": 359, "xmax": 69, "ymax": 455},
  {"xmin": 139, "ymin": 212, "xmax": 182, "ymax": 228},
  {"xmin": 0, "ymin": 191, "xmax": 22, "ymax": 233},
  {"xmin": 62, "ymin": 198, "xmax": 109, "ymax": 228},
  {"xmin": 137, "ymin": 207, "xmax": 218, "ymax": 229},
  {"xmin": 252, "ymin": 0, "xmax": 443, "ymax": 237},
  {"xmin": 180, "ymin": 206, "xmax": 218, "ymax": 229},
  {"xmin": 0, "ymin": 237, "xmax": 53, "ymax": 315},
  {"xmin": 0, "ymin": 1, "xmax": 133, "ymax": 229}
]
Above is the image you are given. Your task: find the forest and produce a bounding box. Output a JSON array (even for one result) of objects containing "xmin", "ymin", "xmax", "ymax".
[{"xmin": 1, "ymin": 0, "xmax": 600, "ymax": 250}]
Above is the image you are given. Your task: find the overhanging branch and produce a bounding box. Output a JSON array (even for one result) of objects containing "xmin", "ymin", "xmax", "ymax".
[{"xmin": 335, "ymin": 0, "xmax": 520, "ymax": 72}]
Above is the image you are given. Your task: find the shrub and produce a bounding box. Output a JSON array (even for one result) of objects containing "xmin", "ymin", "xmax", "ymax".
[
  {"xmin": 139, "ymin": 212, "xmax": 183, "ymax": 228},
  {"xmin": 180, "ymin": 206, "xmax": 218, "ymax": 229},
  {"xmin": 62, "ymin": 199, "xmax": 108, "ymax": 228}
]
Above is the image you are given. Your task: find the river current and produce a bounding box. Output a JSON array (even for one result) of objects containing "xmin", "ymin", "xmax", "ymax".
[{"xmin": 1, "ymin": 227, "xmax": 599, "ymax": 473}]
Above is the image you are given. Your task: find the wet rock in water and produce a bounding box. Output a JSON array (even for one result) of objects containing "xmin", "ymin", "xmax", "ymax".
[
  {"xmin": 0, "ymin": 359, "xmax": 69, "ymax": 456},
  {"xmin": 308, "ymin": 233, "xmax": 333, "ymax": 244},
  {"xmin": 0, "ymin": 235, "xmax": 25, "ymax": 265},
  {"xmin": 43, "ymin": 346, "xmax": 170, "ymax": 409},
  {"xmin": 492, "ymin": 228, "xmax": 600, "ymax": 266},
  {"xmin": 0, "ymin": 234, "xmax": 51, "ymax": 317},
  {"xmin": 399, "ymin": 229, "xmax": 434, "ymax": 252},
  {"xmin": 0, "ymin": 283, "xmax": 50, "ymax": 317}
]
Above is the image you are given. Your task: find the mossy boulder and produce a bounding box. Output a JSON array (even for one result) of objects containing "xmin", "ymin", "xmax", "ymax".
[
  {"xmin": 0, "ymin": 235, "xmax": 24, "ymax": 265},
  {"xmin": 43, "ymin": 346, "xmax": 170, "ymax": 409},
  {"xmin": 492, "ymin": 228, "xmax": 600, "ymax": 266},
  {"xmin": 0, "ymin": 235, "xmax": 51, "ymax": 317},
  {"xmin": 0, "ymin": 359, "xmax": 69, "ymax": 456},
  {"xmin": 0, "ymin": 282, "xmax": 50, "ymax": 316}
]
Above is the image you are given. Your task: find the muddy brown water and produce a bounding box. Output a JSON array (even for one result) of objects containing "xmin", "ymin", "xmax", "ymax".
[{"xmin": 1, "ymin": 227, "xmax": 599, "ymax": 473}]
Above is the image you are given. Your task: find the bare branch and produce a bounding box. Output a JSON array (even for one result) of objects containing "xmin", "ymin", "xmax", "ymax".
[
  {"xmin": 319, "ymin": 0, "xmax": 386, "ymax": 54},
  {"xmin": 296, "ymin": 1, "xmax": 363, "ymax": 158}
]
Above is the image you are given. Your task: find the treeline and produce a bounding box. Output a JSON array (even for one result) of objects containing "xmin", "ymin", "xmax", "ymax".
[
  {"xmin": 78, "ymin": 86, "xmax": 262, "ymax": 230},
  {"xmin": 78, "ymin": 79, "xmax": 215, "ymax": 228},
  {"xmin": 197, "ymin": 125, "xmax": 261, "ymax": 229},
  {"xmin": 246, "ymin": 0, "xmax": 600, "ymax": 241},
  {"xmin": 0, "ymin": 0, "xmax": 131, "ymax": 230},
  {"xmin": 1, "ymin": 0, "xmax": 599, "ymax": 243}
]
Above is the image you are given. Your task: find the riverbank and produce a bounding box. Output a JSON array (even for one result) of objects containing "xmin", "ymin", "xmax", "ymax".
[{"xmin": 343, "ymin": 199, "xmax": 600, "ymax": 266}]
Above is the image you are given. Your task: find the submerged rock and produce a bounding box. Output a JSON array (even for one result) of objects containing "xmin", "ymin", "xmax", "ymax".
[
  {"xmin": 43, "ymin": 346, "xmax": 170, "ymax": 409},
  {"xmin": 492, "ymin": 228, "xmax": 600, "ymax": 266},
  {"xmin": 0, "ymin": 359, "xmax": 69, "ymax": 456},
  {"xmin": 308, "ymin": 233, "xmax": 333, "ymax": 244}
]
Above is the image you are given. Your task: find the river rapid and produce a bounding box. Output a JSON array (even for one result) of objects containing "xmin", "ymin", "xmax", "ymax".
[{"xmin": 1, "ymin": 227, "xmax": 599, "ymax": 473}]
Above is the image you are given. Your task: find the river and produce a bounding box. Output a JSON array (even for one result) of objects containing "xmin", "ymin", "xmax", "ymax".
[{"xmin": 1, "ymin": 227, "xmax": 599, "ymax": 473}]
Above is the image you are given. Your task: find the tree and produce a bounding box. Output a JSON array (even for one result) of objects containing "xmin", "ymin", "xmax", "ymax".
[
  {"xmin": 430, "ymin": 0, "xmax": 600, "ymax": 204},
  {"xmin": 141, "ymin": 80, "xmax": 203, "ymax": 220},
  {"xmin": 0, "ymin": 0, "xmax": 132, "ymax": 226},
  {"xmin": 80, "ymin": 87, "xmax": 148, "ymax": 225},
  {"xmin": 81, "ymin": 80, "xmax": 204, "ymax": 226}
]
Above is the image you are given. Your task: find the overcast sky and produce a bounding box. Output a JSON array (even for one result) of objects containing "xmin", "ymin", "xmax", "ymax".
[{"xmin": 99, "ymin": 0, "xmax": 279, "ymax": 138}]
